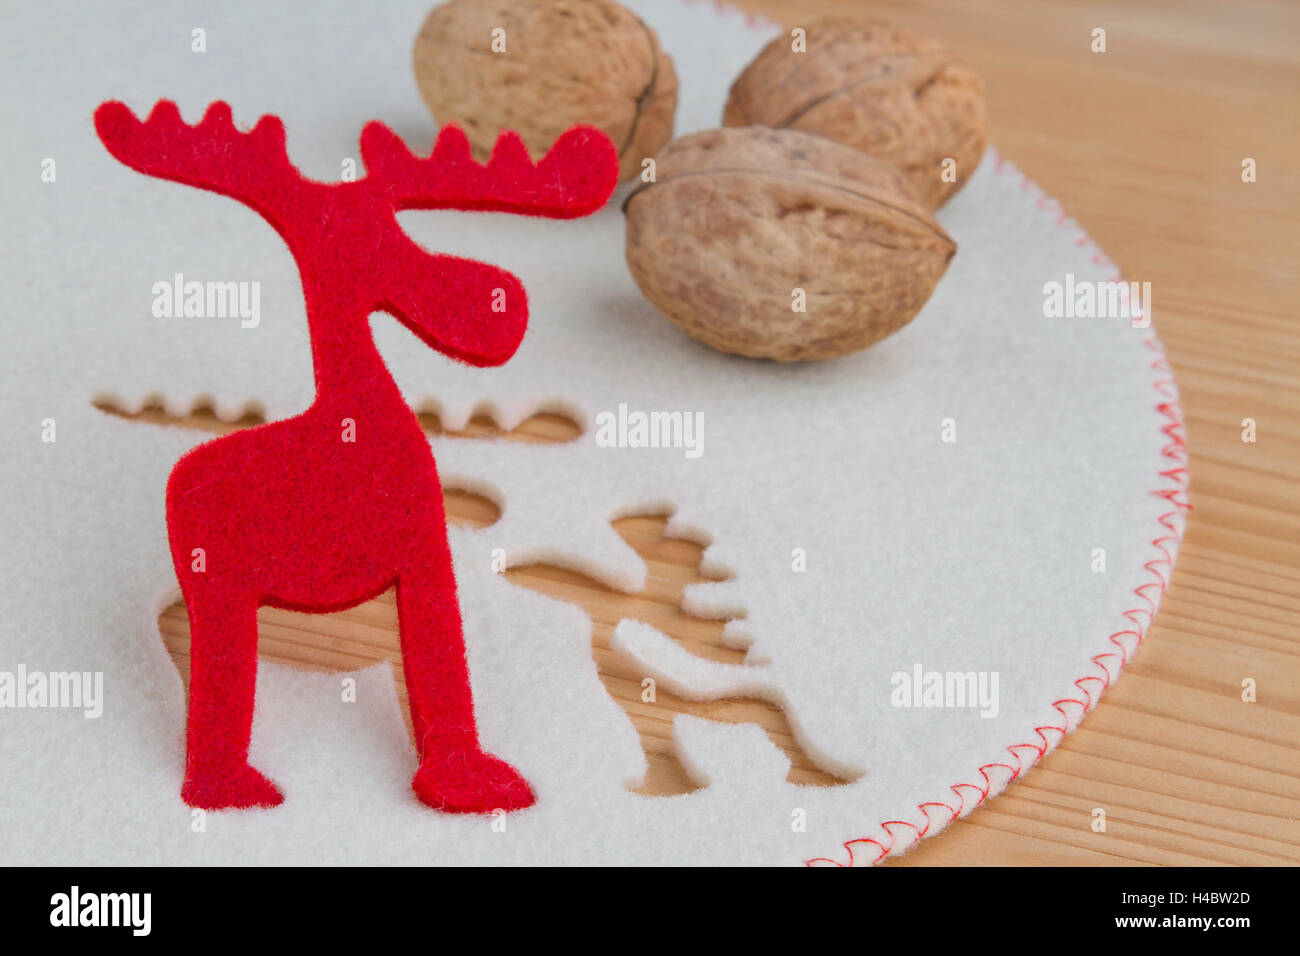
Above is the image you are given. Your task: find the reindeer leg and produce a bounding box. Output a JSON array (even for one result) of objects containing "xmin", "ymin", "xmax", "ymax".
[
  {"xmin": 179, "ymin": 581, "xmax": 283, "ymax": 810},
  {"xmin": 397, "ymin": 547, "xmax": 535, "ymax": 814}
]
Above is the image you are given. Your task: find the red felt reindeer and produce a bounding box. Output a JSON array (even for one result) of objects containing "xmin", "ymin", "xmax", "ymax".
[{"xmin": 94, "ymin": 99, "xmax": 617, "ymax": 813}]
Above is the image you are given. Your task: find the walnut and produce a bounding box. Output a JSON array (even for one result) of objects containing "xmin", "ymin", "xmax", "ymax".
[
  {"xmin": 724, "ymin": 19, "xmax": 987, "ymax": 209},
  {"xmin": 624, "ymin": 127, "xmax": 956, "ymax": 362},
  {"xmin": 413, "ymin": 0, "xmax": 677, "ymax": 182}
]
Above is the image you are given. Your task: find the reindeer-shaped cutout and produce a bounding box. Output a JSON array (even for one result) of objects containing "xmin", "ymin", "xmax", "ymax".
[{"xmin": 94, "ymin": 100, "xmax": 617, "ymax": 813}]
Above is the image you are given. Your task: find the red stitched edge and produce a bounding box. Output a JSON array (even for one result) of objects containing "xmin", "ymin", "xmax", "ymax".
[
  {"xmin": 675, "ymin": 0, "xmax": 1188, "ymax": 867},
  {"xmin": 683, "ymin": 0, "xmax": 782, "ymax": 32},
  {"xmin": 803, "ymin": 149, "xmax": 1190, "ymax": 866}
]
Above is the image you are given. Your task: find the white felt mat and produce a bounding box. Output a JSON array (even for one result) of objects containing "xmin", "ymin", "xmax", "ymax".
[{"xmin": 0, "ymin": 0, "xmax": 1185, "ymax": 865}]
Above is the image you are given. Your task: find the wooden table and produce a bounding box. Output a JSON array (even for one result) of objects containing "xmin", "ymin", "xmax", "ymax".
[
  {"xmin": 138, "ymin": 0, "xmax": 1300, "ymax": 865},
  {"xmin": 732, "ymin": 0, "xmax": 1300, "ymax": 865}
]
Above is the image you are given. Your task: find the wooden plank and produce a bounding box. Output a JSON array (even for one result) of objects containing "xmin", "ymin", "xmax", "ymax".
[{"xmin": 729, "ymin": 0, "xmax": 1300, "ymax": 866}]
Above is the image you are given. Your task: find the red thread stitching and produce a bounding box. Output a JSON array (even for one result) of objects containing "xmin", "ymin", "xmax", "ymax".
[
  {"xmin": 685, "ymin": 0, "xmax": 1187, "ymax": 867},
  {"xmin": 804, "ymin": 150, "xmax": 1190, "ymax": 867}
]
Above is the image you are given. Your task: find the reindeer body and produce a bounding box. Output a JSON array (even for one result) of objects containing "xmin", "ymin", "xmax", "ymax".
[
  {"xmin": 96, "ymin": 99, "xmax": 617, "ymax": 812},
  {"xmin": 166, "ymin": 350, "xmax": 437, "ymax": 613}
]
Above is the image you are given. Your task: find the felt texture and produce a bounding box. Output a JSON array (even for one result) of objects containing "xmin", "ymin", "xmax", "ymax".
[
  {"xmin": 0, "ymin": 0, "xmax": 1184, "ymax": 865},
  {"xmin": 94, "ymin": 98, "xmax": 617, "ymax": 812}
]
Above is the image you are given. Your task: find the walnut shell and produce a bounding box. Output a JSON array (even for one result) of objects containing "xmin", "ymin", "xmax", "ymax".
[
  {"xmin": 724, "ymin": 19, "xmax": 987, "ymax": 209},
  {"xmin": 624, "ymin": 127, "xmax": 956, "ymax": 362},
  {"xmin": 413, "ymin": 0, "xmax": 677, "ymax": 182}
]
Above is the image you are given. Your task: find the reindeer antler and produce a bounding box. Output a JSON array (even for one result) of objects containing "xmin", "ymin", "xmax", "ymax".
[
  {"xmin": 359, "ymin": 122, "xmax": 619, "ymax": 218},
  {"xmin": 96, "ymin": 100, "xmax": 618, "ymax": 222},
  {"xmin": 95, "ymin": 100, "xmax": 306, "ymax": 218}
]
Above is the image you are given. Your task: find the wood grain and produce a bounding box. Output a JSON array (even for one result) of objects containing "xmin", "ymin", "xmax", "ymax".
[
  {"xmin": 726, "ymin": 0, "xmax": 1300, "ymax": 865},
  {"xmin": 123, "ymin": 0, "xmax": 1299, "ymax": 865}
]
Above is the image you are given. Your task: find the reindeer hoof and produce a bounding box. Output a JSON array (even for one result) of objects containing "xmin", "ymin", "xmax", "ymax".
[
  {"xmin": 413, "ymin": 750, "xmax": 536, "ymax": 814},
  {"xmin": 182, "ymin": 763, "xmax": 285, "ymax": 810}
]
